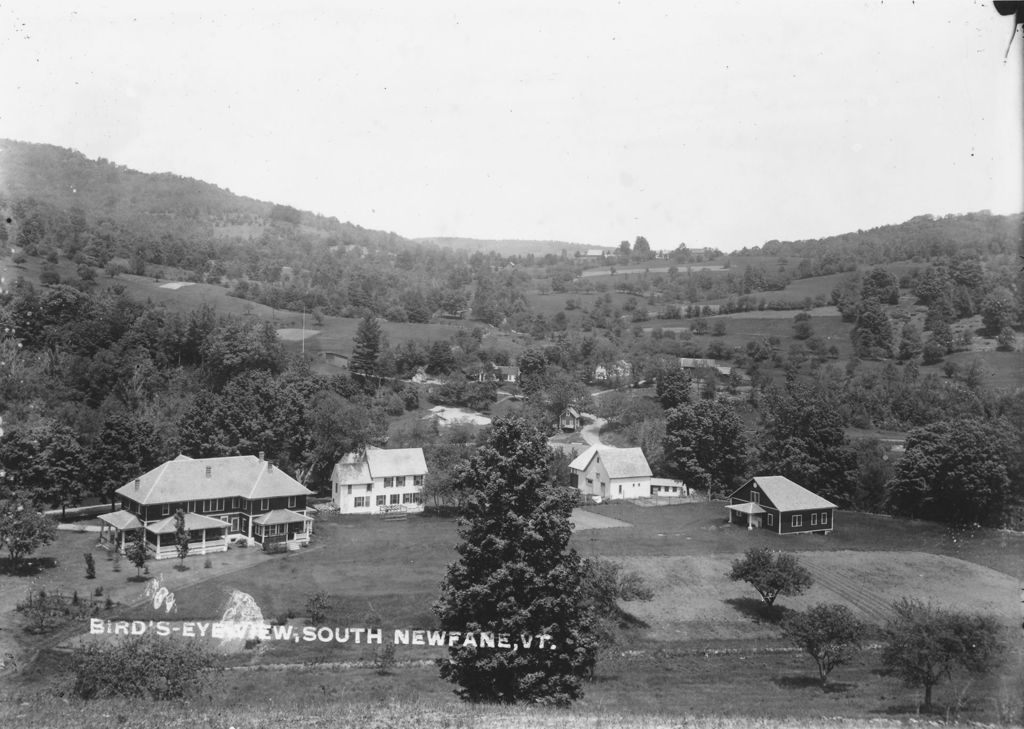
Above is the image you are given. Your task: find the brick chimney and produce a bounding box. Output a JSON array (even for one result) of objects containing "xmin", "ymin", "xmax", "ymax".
[
  {"xmin": 258, "ymin": 451, "xmax": 265, "ymax": 462},
  {"xmin": 205, "ymin": 465, "xmax": 212, "ymax": 478},
  {"xmin": 134, "ymin": 478, "xmax": 140, "ymax": 490}
]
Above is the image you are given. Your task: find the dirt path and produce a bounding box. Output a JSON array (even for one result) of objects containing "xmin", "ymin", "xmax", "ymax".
[{"xmin": 579, "ymin": 413, "xmax": 606, "ymax": 445}]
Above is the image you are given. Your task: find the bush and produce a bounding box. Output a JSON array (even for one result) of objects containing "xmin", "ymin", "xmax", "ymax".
[
  {"xmin": 69, "ymin": 635, "xmax": 217, "ymax": 700},
  {"xmin": 84, "ymin": 552, "xmax": 95, "ymax": 579},
  {"xmin": 204, "ymin": 558, "xmax": 212, "ymax": 569}
]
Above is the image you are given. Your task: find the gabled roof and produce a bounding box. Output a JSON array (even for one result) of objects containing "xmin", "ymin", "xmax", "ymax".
[
  {"xmin": 98, "ymin": 510, "xmax": 142, "ymax": 531},
  {"xmin": 147, "ymin": 512, "xmax": 229, "ymax": 534},
  {"xmin": 334, "ymin": 446, "xmax": 428, "ymax": 484},
  {"xmin": 252, "ymin": 509, "xmax": 311, "ymax": 526},
  {"xmin": 568, "ymin": 445, "xmax": 653, "ymax": 479},
  {"xmin": 561, "ymin": 406, "xmax": 580, "ymax": 419},
  {"xmin": 732, "ymin": 475, "xmax": 838, "ymax": 512},
  {"xmin": 115, "ymin": 455, "xmax": 312, "ymax": 505}
]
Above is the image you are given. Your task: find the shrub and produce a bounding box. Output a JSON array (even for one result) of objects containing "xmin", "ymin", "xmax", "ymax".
[
  {"xmin": 69, "ymin": 635, "xmax": 217, "ymax": 700},
  {"xmin": 374, "ymin": 643, "xmax": 397, "ymax": 675},
  {"xmin": 84, "ymin": 552, "xmax": 95, "ymax": 579},
  {"xmin": 306, "ymin": 591, "xmax": 330, "ymax": 624},
  {"xmin": 93, "ymin": 586, "xmax": 103, "ymax": 597},
  {"xmin": 204, "ymin": 558, "xmax": 212, "ymax": 569}
]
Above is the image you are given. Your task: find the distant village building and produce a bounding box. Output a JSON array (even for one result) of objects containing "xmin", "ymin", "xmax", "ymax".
[
  {"xmin": 558, "ymin": 406, "xmax": 581, "ymax": 432},
  {"xmin": 105, "ymin": 454, "xmax": 314, "ymax": 558},
  {"xmin": 569, "ymin": 445, "xmax": 653, "ymax": 501},
  {"xmin": 726, "ymin": 476, "xmax": 837, "ymax": 534},
  {"xmin": 593, "ymin": 360, "xmax": 633, "ymax": 383},
  {"xmin": 678, "ymin": 357, "xmax": 732, "ymax": 377},
  {"xmin": 477, "ymin": 365, "xmax": 519, "ymax": 384},
  {"xmin": 331, "ymin": 446, "xmax": 428, "ymax": 515}
]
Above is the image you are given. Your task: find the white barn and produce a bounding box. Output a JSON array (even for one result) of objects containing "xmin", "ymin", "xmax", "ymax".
[
  {"xmin": 569, "ymin": 445, "xmax": 652, "ymax": 502},
  {"xmin": 331, "ymin": 446, "xmax": 428, "ymax": 514}
]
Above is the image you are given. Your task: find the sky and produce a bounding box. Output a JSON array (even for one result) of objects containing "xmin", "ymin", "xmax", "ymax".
[{"xmin": 0, "ymin": 1, "xmax": 1021, "ymax": 251}]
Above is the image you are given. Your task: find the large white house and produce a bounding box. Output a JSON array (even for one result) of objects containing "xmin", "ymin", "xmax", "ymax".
[
  {"xmin": 331, "ymin": 446, "xmax": 428, "ymax": 514},
  {"xmin": 569, "ymin": 445, "xmax": 652, "ymax": 502}
]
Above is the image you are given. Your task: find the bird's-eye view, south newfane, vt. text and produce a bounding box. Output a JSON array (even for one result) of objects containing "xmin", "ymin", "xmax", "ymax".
[{"xmin": 0, "ymin": 3, "xmax": 1023, "ymax": 728}]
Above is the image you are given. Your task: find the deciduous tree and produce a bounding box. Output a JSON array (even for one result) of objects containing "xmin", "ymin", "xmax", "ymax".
[
  {"xmin": 781, "ymin": 603, "xmax": 866, "ymax": 687},
  {"xmin": 728, "ymin": 547, "xmax": 812, "ymax": 608},
  {"xmin": 0, "ymin": 501, "xmax": 58, "ymax": 569},
  {"xmin": 881, "ymin": 598, "xmax": 1003, "ymax": 711},
  {"xmin": 662, "ymin": 400, "xmax": 747, "ymax": 496},
  {"xmin": 883, "ymin": 417, "xmax": 1015, "ymax": 527}
]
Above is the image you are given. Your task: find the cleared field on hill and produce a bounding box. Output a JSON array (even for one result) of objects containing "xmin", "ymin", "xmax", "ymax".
[{"xmin": 615, "ymin": 551, "xmax": 1018, "ymax": 642}]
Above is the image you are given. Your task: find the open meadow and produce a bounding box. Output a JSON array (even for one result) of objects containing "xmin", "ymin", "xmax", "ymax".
[{"xmin": 3, "ymin": 502, "xmax": 1022, "ymax": 722}]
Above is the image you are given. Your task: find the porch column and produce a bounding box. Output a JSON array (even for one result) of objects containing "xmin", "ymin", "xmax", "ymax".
[
  {"xmin": 202, "ymin": 529, "xmax": 207, "ymax": 554},
  {"xmin": 120, "ymin": 529, "xmax": 126, "ymax": 551},
  {"xmin": 156, "ymin": 532, "xmax": 161, "ymax": 554}
]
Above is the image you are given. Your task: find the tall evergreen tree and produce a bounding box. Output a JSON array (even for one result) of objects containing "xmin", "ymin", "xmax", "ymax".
[
  {"xmin": 434, "ymin": 417, "xmax": 597, "ymax": 705},
  {"xmin": 350, "ymin": 313, "xmax": 382, "ymax": 378}
]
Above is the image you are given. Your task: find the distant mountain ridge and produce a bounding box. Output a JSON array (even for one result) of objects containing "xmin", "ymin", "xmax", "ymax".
[{"xmin": 415, "ymin": 236, "xmax": 612, "ymax": 256}]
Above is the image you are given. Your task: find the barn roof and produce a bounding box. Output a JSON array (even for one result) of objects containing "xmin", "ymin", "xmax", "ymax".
[
  {"xmin": 734, "ymin": 476, "xmax": 837, "ymax": 512},
  {"xmin": 568, "ymin": 445, "xmax": 652, "ymax": 479}
]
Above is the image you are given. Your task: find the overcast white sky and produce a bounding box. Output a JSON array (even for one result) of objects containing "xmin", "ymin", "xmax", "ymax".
[{"xmin": 0, "ymin": 1, "xmax": 1020, "ymax": 251}]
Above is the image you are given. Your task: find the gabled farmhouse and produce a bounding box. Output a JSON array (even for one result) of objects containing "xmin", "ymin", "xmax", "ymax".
[
  {"xmin": 726, "ymin": 475, "xmax": 837, "ymax": 534},
  {"xmin": 331, "ymin": 446, "xmax": 428, "ymax": 515},
  {"xmin": 569, "ymin": 445, "xmax": 652, "ymax": 501},
  {"xmin": 558, "ymin": 406, "xmax": 581, "ymax": 432},
  {"xmin": 103, "ymin": 454, "xmax": 314, "ymax": 559}
]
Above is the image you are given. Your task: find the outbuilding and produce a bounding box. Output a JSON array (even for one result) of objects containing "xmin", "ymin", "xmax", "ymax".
[{"xmin": 726, "ymin": 475, "xmax": 837, "ymax": 535}]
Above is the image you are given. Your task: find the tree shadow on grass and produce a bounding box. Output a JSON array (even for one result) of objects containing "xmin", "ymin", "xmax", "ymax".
[
  {"xmin": 0, "ymin": 557, "xmax": 57, "ymax": 576},
  {"xmin": 613, "ymin": 608, "xmax": 650, "ymax": 630},
  {"xmin": 724, "ymin": 597, "xmax": 792, "ymax": 624},
  {"xmin": 126, "ymin": 575, "xmax": 149, "ymax": 583},
  {"xmin": 774, "ymin": 675, "xmax": 853, "ymax": 693}
]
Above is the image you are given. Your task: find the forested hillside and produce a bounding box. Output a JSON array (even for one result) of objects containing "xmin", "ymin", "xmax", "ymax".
[{"xmin": 0, "ymin": 139, "xmax": 1022, "ymax": 530}]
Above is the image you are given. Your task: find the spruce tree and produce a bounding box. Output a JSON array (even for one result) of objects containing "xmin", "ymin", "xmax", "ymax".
[
  {"xmin": 351, "ymin": 313, "xmax": 382, "ymax": 378},
  {"xmin": 434, "ymin": 417, "xmax": 597, "ymax": 705}
]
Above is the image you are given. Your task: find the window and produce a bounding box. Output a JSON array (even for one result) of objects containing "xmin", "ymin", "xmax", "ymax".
[
  {"xmin": 750, "ymin": 491, "xmax": 760, "ymax": 504},
  {"xmin": 767, "ymin": 513, "xmax": 773, "ymax": 526},
  {"xmin": 230, "ymin": 516, "xmax": 240, "ymax": 532},
  {"xmin": 811, "ymin": 513, "xmax": 818, "ymax": 526},
  {"xmin": 287, "ymin": 496, "xmax": 297, "ymax": 509},
  {"xmin": 384, "ymin": 477, "xmax": 394, "ymax": 488},
  {"xmin": 390, "ymin": 494, "xmax": 400, "ymax": 505},
  {"xmin": 791, "ymin": 515, "xmax": 803, "ymax": 528},
  {"xmin": 402, "ymin": 492, "xmax": 419, "ymax": 504},
  {"xmin": 161, "ymin": 503, "xmax": 170, "ymax": 516},
  {"xmin": 413, "ymin": 475, "xmax": 423, "ymax": 487},
  {"xmin": 202, "ymin": 499, "xmax": 225, "ymax": 513},
  {"xmin": 367, "ymin": 483, "xmax": 372, "ymax": 492},
  {"xmin": 231, "ymin": 497, "xmax": 239, "ymax": 509},
  {"xmin": 347, "ymin": 485, "xmax": 352, "ymax": 495},
  {"xmin": 618, "ymin": 484, "xmax": 622, "ymax": 495},
  {"xmin": 376, "ymin": 495, "xmax": 386, "ymax": 506},
  {"xmin": 821, "ymin": 512, "xmax": 828, "ymax": 524},
  {"xmin": 260, "ymin": 498, "xmax": 269, "ymax": 511},
  {"xmin": 354, "ymin": 496, "xmax": 369, "ymax": 508}
]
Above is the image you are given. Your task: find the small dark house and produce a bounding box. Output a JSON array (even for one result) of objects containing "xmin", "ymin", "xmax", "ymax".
[{"xmin": 726, "ymin": 475, "xmax": 837, "ymax": 535}]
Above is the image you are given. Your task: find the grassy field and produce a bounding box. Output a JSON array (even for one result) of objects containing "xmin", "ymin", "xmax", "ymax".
[{"xmin": 5, "ymin": 502, "xmax": 1023, "ymax": 722}]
